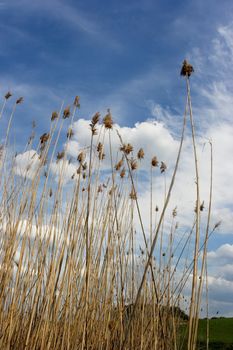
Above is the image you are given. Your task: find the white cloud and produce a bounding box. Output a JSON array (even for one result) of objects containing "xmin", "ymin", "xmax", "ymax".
[
  {"xmin": 69, "ymin": 118, "xmax": 179, "ymax": 168},
  {"xmin": 50, "ymin": 159, "xmax": 78, "ymax": 183},
  {"xmin": 208, "ymin": 275, "xmax": 233, "ymax": 304},
  {"xmin": 208, "ymin": 244, "xmax": 233, "ymax": 261},
  {"xmin": 14, "ymin": 150, "xmax": 41, "ymax": 180}
]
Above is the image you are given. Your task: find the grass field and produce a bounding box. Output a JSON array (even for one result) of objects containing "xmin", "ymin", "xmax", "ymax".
[
  {"xmin": 197, "ymin": 317, "xmax": 233, "ymax": 349},
  {"xmin": 179, "ymin": 317, "xmax": 233, "ymax": 349}
]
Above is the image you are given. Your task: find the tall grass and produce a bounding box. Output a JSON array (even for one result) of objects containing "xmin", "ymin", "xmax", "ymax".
[{"xmin": 0, "ymin": 61, "xmax": 216, "ymax": 349}]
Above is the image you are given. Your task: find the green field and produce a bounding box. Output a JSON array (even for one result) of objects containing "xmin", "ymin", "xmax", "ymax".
[
  {"xmin": 197, "ymin": 317, "xmax": 233, "ymax": 349},
  {"xmin": 179, "ymin": 317, "xmax": 233, "ymax": 349}
]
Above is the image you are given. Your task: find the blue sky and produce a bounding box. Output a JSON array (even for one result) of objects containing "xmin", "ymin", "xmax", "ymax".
[
  {"xmin": 1, "ymin": 0, "xmax": 233, "ymax": 132},
  {"xmin": 1, "ymin": 0, "xmax": 233, "ymax": 316}
]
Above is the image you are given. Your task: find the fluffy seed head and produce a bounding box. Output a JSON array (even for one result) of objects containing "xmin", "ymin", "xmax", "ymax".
[
  {"xmin": 98, "ymin": 185, "xmax": 103, "ymax": 193},
  {"xmin": 129, "ymin": 188, "xmax": 137, "ymax": 200},
  {"xmin": 137, "ymin": 148, "xmax": 144, "ymax": 160},
  {"xmin": 82, "ymin": 162, "xmax": 87, "ymax": 171},
  {"xmin": 151, "ymin": 156, "xmax": 159, "ymax": 167},
  {"xmin": 57, "ymin": 151, "xmax": 65, "ymax": 161},
  {"xmin": 130, "ymin": 159, "xmax": 138, "ymax": 171},
  {"xmin": 97, "ymin": 142, "xmax": 103, "ymax": 153},
  {"xmin": 160, "ymin": 161, "xmax": 167, "ymax": 173},
  {"xmin": 63, "ymin": 106, "xmax": 71, "ymax": 119},
  {"xmin": 16, "ymin": 97, "xmax": 23, "ymax": 104},
  {"xmin": 99, "ymin": 152, "xmax": 105, "ymax": 160},
  {"xmin": 213, "ymin": 221, "xmax": 221, "ymax": 230},
  {"xmin": 74, "ymin": 96, "xmax": 80, "ymax": 108},
  {"xmin": 91, "ymin": 112, "xmax": 100, "ymax": 126},
  {"xmin": 5, "ymin": 92, "xmax": 12, "ymax": 100},
  {"xmin": 180, "ymin": 59, "xmax": 194, "ymax": 77},
  {"xmin": 172, "ymin": 207, "xmax": 177, "ymax": 217},
  {"xmin": 51, "ymin": 111, "xmax": 58, "ymax": 121},
  {"xmin": 103, "ymin": 109, "xmax": 113, "ymax": 129},
  {"xmin": 120, "ymin": 168, "xmax": 126, "ymax": 178},
  {"xmin": 67, "ymin": 128, "xmax": 74, "ymax": 139},
  {"xmin": 40, "ymin": 133, "xmax": 50, "ymax": 144},
  {"xmin": 200, "ymin": 201, "xmax": 205, "ymax": 211},
  {"xmin": 90, "ymin": 112, "xmax": 100, "ymax": 135},
  {"xmin": 77, "ymin": 152, "xmax": 85, "ymax": 163},
  {"xmin": 120, "ymin": 143, "xmax": 133, "ymax": 155},
  {"xmin": 115, "ymin": 158, "xmax": 123, "ymax": 171}
]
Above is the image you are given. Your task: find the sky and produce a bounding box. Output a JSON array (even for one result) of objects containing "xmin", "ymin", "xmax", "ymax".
[{"xmin": 1, "ymin": 0, "xmax": 233, "ymax": 316}]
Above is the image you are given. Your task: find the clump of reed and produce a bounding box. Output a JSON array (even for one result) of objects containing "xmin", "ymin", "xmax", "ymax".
[{"xmin": 0, "ymin": 61, "xmax": 217, "ymax": 349}]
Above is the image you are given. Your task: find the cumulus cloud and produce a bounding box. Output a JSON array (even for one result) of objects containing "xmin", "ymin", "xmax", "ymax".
[
  {"xmin": 208, "ymin": 243, "xmax": 233, "ymax": 261},
  {"xmin": 14, "ymin": 150, "xmax": 41, "ymax": 179},
  {"xmin": 49, "ymin": 159, "xmax": 78, "ymax": 183},
  {"xmin": 69, "ymin": 118, "xmax": 179, "ymax": 166}
]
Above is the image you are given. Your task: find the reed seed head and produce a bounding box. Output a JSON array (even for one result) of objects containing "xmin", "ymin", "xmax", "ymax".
[
  {"xmin": 51, "ymin": 111, "xmax": 58, "ymax": 121},
  {"xmin": 200, "ymin": 201, "xmax": 204, "ymax": 211},
  {"xmin": 16, "ymin": 97, "xmax": 23, "ymax": 104},
  {"xmin": 5, "ymin": 92, "xmax": 12, "ymax": 100},
  {"xmin": 96, "ymin": 142, "xmax": 105, "ymax": 160},
  {"xmin": 103, "ymin": 109, "xmax": 113, "ymax": 129},
  {"xmin": 137, "ymin": 148, "xmax": 144, "ymax": 160},
  {"xmin": 120, "ymin": 143, "xmax": 133, "ymax": 155},
  {"xmin": 57, "ymin": 151, "xmax": 65, "ymax": 161},
  {"xmin": 91, "ymin": 112, "xmax": 100, "ymax": 126},
  {"xmin": 151, "ymin": 156, "xmax": 159, "ymax": 167},
  {"xmin": 129, "ymin": 187, "xmax": 137, "ymax": 200},
  {"xmin": 213, "ymin": 221, "xmax": 221, "ymax": 230},
  {"xmin": 40, "ymin": 133, "xmax": 50, "ymax": 144},
  {"xmin": 98, "ymin": 185, "xmax": 103, "ymax": 193},
  {"xmin": 99, "ymin": 152, "xmax": 105, "ymax": 160},
  {"xmin": 67, "ymin": 128, "xmax": 74, "ymax": 139},
  {"xmin": 63, "ymin": 106, "xmax": 71, "ymax": 119},
  {"xmin": 77, "ymin": 152, "xmax": 85, "ymax": 163},
  {"xmin": 172, "ymin": 207, "xmax": 177, "ymax": 217},
  {"xmin": 115, "ymin": 158, "xmax": 123, "ymax": 171},
  {"xmin": 82, "ymin": 162, "xmax": 87, "ymax": 171},
  {"xmin": 180, "ymin": 59, "xmax": 194, "ymax": 77},
  {"xmin": 160, "ymin": 161, "xmax": 167, "ymax": 173},
  {"xmin": 0, "ymin": 145, "xmax": 4, "ymax": 159},
  {"xmin": 74, "ymin": 96, "xmax": 80, "ymax": 108},
  {"xmin": 139, "ymin": 246, "xmax": 144, "ymax": 255},
  {"xmin": 130, "ymin": 158, "xmax": 138, "ymax": 171},
  {"xmin": 97, "ymin": 142, "xmax": 103, "ymax": 153},
  {"xmin": 90, "ymin": 112, "xmax": 100, "ymax": 135},
  {"xmin": 120, "ymin": 168, "xmax": 126, "ymax": 178},
  {"xmin": 109, "ymin": 186, "xmax": 116, "ymax": 196}
]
